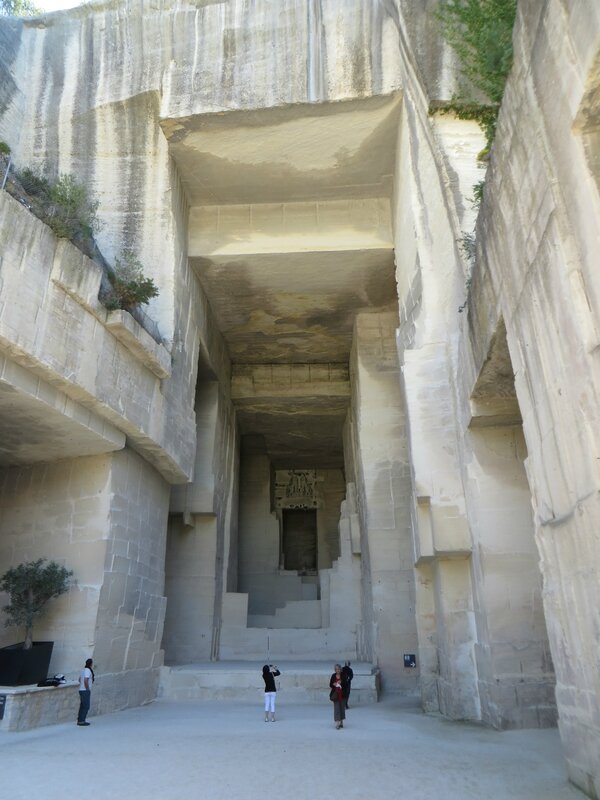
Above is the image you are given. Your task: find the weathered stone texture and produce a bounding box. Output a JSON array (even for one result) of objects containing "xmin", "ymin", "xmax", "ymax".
[
  {"xmin": 0, "ymin": 683, "xmax": 79, "ymax": 731},
  {"xmin": 455, "ymin": 0, "xmax": 600, "ymax": 793},
  {"xmin": 348, "ymin": 311, "xmax": 418, "ymax": 692},
  {"xmin": 0, "ymin": 3, "xmax": 598, "ymax": 795},
  {"xmin": 0, "ymin": 455, "xmax": 111, "ymax": 675},
  {"xmin": 93, "ymin": 448, "xmax": 170, "ymax": 712},
  {"xmin": 386, "ymin": 0, "xmax": 560, "ymax": 743},
  {"xmin": 0, "ymin": 192, "xmax": 191, "ymax": 482},
  {"xmin": 0, "ymin": 448, "xmax": 170, "ymax": 712}
]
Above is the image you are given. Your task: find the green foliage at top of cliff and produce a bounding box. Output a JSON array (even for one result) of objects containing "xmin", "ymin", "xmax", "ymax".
[
  {"xmin": 436, "ymin": 0, "xmax": 517, "ymax": 147},
  {"xmin": 0, "ymin": 0, "xmax": 40, "ymax": 16},
  {"xmin": 438, "ymin": 0, "xmax": 517, "ymax": 104}
]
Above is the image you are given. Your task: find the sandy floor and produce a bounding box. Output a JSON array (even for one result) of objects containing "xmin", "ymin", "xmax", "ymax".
[{"xmin": 0, "ymin": 698, "xmax": 585, "ymax": 800}]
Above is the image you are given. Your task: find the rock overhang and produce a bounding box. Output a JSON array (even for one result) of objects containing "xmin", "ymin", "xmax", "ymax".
[
  {"xmin": 161, "ymin": 93, "xmax": 402, "ymax": 206},
  {"xmin": 163, "ymin": 94, "xmax": 401, "ymax": 465}
]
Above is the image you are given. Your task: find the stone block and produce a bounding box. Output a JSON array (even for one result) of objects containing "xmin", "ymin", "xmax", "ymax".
[
  {"xmin": 0, "ymin": 683, "xmax": 80, "ymax": 731},
  {"xmin": 222, "ymin": 593, "xmax": 249, "ymax": 627}
]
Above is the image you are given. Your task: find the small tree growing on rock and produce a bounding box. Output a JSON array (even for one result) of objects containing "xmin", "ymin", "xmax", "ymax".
[
  {"xmin": 101, "ymin": 249, "xmax": 160, "ymax": 311},
  {"xmin": 0, "ymin": 559, "xmax": 73, "ymax": 650},
  {"xmin": 45, "ymin": 173, "xmax": 100, "ymax": 240}
]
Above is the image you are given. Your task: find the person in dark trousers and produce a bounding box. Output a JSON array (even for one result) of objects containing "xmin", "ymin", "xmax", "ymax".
[
  {"xmin": 262, "ymin": 664, "xmax": 280, "ymax": 721},
  {"xmin": 342, "ymin": 661, "xmax": 354, "ymax": 708},
  {"xmin": 329, "ymin": 663, "xmax": 349, "ymax": 729},
  {"xmin": 77, "ymin": 658, "xmax": 94, "ymax": 726}
]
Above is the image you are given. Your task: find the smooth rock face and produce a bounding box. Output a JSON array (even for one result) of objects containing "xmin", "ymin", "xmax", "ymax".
[{"xmin": 0, "ymin": 1, "xmax": 598, "ymax": 796}]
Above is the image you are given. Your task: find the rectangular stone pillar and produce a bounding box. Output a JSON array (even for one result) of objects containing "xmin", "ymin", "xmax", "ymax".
[
  {"xmin": 349, "ymin": 311, "xmax": 418, "ymax": 691},
  {"xmin": 403, "ymin": 342, "xmax": 479, "ymax": 717},
  {"xmin": 93, "ymin": 448, "xmax": 170, "ymax": 713},
  {"xmin": 163, "ymin": 514, "xmax": 217, "ymax": 664},
  {"xmin": 467, "ymin": 425, "xmax": 556, "ymax": 729}
]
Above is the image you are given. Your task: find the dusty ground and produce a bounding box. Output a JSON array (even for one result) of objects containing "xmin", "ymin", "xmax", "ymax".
[{"xmin": 0, "ymin": 697, "xmax": 585, "ymax": 799}]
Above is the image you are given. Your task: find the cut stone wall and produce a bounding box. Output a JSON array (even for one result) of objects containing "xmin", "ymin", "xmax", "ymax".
[
  {"xmin": 467, "ymin": 425, "xmax": 556, "ymax": 730},
  {"xmin": 237, "ymin": 450, "xmax": 281, "ymax": 615},
  {"xmin": 391, "ymin": 83, "xmax": 476, "ymax": 716},
  {"xmin": 0, "ymin": 192, "xmax": 190, "ymax": 483},
  {"xmin": 0, "ymin": 5, "xmax": 598, "ymax": 795},
  {"xmin": 459, "ymin": 1, "xmax": 600, "ymax": 794},
  {"xmin": 349, "ymin": 311, "xmax": 418, "ymax": 692},
  {"xmin": 0, "ymin": 454, "xmax": 111, "ymax": 674},
  {"xmin": 0, "ymin": 448, "xmax": 168, "ymax": 710},
  {"xmin": 167, "ymin": 375, "xmax": 239, "ymax": 662},
  {"xmin": 389, "ymin": 0, "xmax": 559, "ymax": 731},
  {"xmin": 93, "ymin": 448, "xmax": 170, "ymax": 712},
  {"xmin": 162, "ymin": 514, "xmax": 217, "ymax": 665}
]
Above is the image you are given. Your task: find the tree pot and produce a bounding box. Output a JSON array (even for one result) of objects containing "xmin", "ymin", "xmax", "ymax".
[{"xmin": 0, "ymin": 642, "xmax": 54, "ymax": 686}]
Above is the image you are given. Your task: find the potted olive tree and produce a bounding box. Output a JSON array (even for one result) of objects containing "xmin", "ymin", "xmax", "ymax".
[{"xmin": 0, "ymin": 559, "xmax": 73, "ymax": 686}]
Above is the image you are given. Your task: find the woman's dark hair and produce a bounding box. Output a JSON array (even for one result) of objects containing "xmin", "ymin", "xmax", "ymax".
[
  {"xmin": 262, "ymin": 664, "xmax": 270, "ymax": 675},
  {"xmin": 85, "ymin": 658, "xmax": 95, "ymax": 683}
]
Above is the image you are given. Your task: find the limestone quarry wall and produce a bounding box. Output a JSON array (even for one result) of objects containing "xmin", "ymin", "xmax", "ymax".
[
  {"xmin": 347, "ymin": 311, "xmax": 418, "ymax": 693},
  {"xmin": 0, "ymin": 0, "xmax": 405, "ymax": 348},
  {"xmin": 390, "ymin": 34, "xmax": 481, "ymax": 713},
  {"xmin": 0, "ymin": 160, "xmax": 232, "ymax": 701},
  {"xmin": 0, "ymin": 3, "xmax": 599, "ymax": 795},
  {"xmin": 0, "ymin": 448, "xmax": 169, "ymax": 712},
  {"xmin": 460, "ymin": 3, "xmax": 600, "ymax": 794},
  {"xmin": 93, "ymin": 448, "xmax": 170, "ymax": 712},
  {"xmin": 167, "ymin": 375, "xmax": 239, "ymax": 663},
  {"xmin": 0, "ymin": 191, "xmax": 190, "ymax": 481},
  {"xmin": 0, "ymin": 455, "xmax": 112, "ymax": 673}
]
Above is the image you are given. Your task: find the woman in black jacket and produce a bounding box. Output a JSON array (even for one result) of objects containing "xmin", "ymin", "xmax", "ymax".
[
  {"xmin": 262, "ymin": 664, "xmax": 280, "ymax": 722},
  {"xmin": 329, "ymin": 664, "xmax": 349, "ymax": 729}
]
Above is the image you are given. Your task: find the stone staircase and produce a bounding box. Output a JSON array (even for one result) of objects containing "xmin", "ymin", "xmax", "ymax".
[
  {"xmin": 248, "ymin": 599, "xmax": 322, "ymax": 628},
  {"xmin": 158, "ymin": 661, "xmax": 379, "ymax": 705}
]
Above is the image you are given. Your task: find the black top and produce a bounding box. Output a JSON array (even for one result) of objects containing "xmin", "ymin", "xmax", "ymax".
[
  {"xmin": 329, "ymin": 672, "xmax": 350, "ymax": 696},
  {"xmin": 262, "ymin": 666, "xmax": 280, "ymax": 692},
  {"xmin": 341, "ymin": 665, "xmax": 353, "ymax": 683}
]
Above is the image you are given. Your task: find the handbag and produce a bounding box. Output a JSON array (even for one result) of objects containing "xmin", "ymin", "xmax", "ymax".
[{"xmin": 329, "ymin": 688, "xmax": 337, "ymax": 701}]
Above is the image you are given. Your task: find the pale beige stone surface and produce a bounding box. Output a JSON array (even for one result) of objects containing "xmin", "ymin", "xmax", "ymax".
[
  {"xmin": 0, "ymin": 683, "xmax": 79, "ymax": 731},
  {"xmin": 0, "ymin": 455, "xmax": 112, "ymax": 674},
  {"xmin": 450, "ymin": 1, "xmax": 600, "ymax": 794},
  {"xmin": 0, "ymin": 1, "xmax": 598, "ymax": 796}
]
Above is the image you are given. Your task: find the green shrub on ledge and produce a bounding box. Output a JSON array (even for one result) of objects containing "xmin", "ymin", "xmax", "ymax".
[
  {"xmin": 12, "ymin": 168, "xmax": 100, "ymax": 242},
  {"xmin": 45, "ymin": 173, "xmax": 100, "ymax": 240},
  {"xmin": 102, "ymin": 250, "xmax": 160, "ymax": 311}
]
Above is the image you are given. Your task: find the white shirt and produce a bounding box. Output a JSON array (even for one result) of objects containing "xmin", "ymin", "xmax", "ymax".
[{"xmin": 79, "ymin": 667, "xmax": 93, "ymax": 691}]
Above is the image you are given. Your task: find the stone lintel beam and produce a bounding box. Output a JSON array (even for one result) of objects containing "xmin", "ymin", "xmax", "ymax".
[
  {"xmin": 231, "ymin": 363, "xmax": 350, "ymax": 402},
  {"xmin": 469, "ymin": 398, "xmax": 522, "ymax": 428},
  {"xmin": 189, "ymin": 198, "xmax": 392, "ymax": 258}
]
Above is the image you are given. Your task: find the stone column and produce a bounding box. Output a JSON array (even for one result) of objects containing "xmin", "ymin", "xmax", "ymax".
[
  {"xmin": 466, "ymin": 424, "xmax": 556, "ymax": 729},
  {"xmin": 349, "ymin": 310, "xmax": 418, "ymax": 691},
  {"xmin": 403, "ymin": 342, "xmax": 479, "ymax": 718},
  {"xmin": 93, "ymin": 448, "xmax": 170, "ymax": 713}
]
